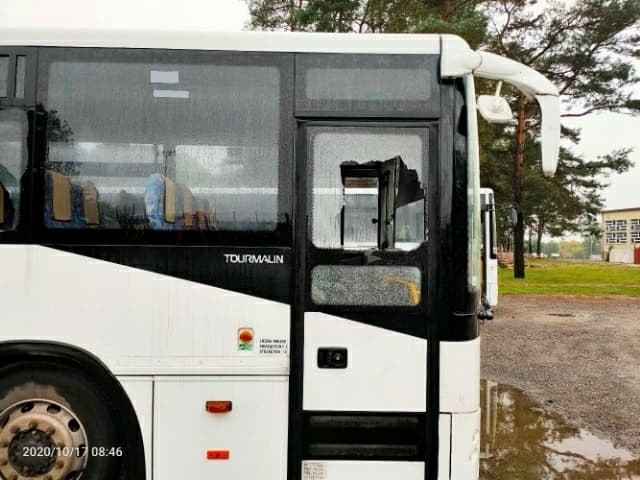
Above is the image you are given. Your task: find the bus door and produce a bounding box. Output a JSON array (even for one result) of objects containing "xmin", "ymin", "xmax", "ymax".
[{"xmin": 295, "ymin": 123, "xmax": 432, "ymax": 480}]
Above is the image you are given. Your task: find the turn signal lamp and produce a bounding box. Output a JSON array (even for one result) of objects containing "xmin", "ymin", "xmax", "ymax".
[
  {"xmin": 207, "ymin": 450, "xmax": 230, "ymax": 460},
  {"xmin": 206, "ymin": 401, "xmax": 232, "ymax": 413}
]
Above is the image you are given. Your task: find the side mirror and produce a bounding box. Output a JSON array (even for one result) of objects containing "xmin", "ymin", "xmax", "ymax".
[
  {"xmin": 535, "ymin": 94, "xmax": 560, "ymax": 177},
  {"xmin": 477, "ymin": 94, "xmax": 514, "ymax": 124}
]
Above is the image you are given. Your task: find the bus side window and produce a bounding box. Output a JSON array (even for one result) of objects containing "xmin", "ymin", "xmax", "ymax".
[
  {"xmin": 41, "ymin": 53, "xmax": 287, "ymax": 234},
  {"xmin": 0, "ymin": 108, "xmax": 27, "ymax": 232}
]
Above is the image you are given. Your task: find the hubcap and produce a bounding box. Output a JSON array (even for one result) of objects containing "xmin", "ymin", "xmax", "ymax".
[
  {"xmin": 0, "ymin": 400, "xmax": 88, "ymax": 480},
  {"xmin": 8, "ymin": 429, "xmax": 57, "ymax": 476}
]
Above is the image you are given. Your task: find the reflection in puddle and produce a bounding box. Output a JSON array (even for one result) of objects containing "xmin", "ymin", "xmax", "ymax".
[{"xmin": 480, "ymin": 379, "xmax": 640, "ymax": 479}]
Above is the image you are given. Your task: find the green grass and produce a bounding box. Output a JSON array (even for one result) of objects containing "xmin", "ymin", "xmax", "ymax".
[{"xmin": 498, "ymin": 260, "xmax": 640, "ymax": 297}]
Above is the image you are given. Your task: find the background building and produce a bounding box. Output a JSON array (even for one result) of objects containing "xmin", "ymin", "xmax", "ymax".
[{"xmin": 601, "ymin": 207, "xmax": 640, "ymax": 263}]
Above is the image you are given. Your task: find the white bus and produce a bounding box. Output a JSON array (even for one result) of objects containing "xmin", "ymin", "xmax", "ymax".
[{"xmin": 0, "ymin": 28, "xmax": 559, "ymax": 480}]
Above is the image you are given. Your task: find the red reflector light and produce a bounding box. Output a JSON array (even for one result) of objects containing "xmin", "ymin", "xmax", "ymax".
[
  {"xmin": 206, "ymin": 401, "xmax": 232, "ymax": 413},
  {"xmin": 239, "ymin": 329, "xmax": 253, "ymax": 343},
  {"xmin": 207, "ymin": 450, "xmax": 230, "ymax": 460}
]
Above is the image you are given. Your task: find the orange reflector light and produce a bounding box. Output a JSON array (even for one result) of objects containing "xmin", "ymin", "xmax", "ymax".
[
  {"xmin": 206, "ymin": 401, "xmax": 232, "ymax": 413},
  {"xmin": 207, "ymin": 450, "xmax": 230, "ymax": 460}
]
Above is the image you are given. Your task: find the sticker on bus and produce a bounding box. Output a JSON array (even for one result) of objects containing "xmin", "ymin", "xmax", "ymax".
[
  {"xmin": 259, "ymin": 338, "xmax": 288, "ymax": 355},
  {"xmin": 303, "ymin": 461, "xmax": 327, "ymax": 480}
]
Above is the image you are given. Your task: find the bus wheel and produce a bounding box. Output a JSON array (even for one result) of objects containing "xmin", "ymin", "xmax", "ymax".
[{"xmin": 0, "ymin": 362, "xmax": 126, "ymax": 480}]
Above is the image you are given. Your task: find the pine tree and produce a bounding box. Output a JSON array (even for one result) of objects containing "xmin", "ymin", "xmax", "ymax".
[
  {"xmin": 246, "ymin": 0, "xmax": 487, "ymax": 45},
  {"xmin": 481, "ymin": 0, "xmax": 640, "ymax": 277},
  {"xmin": 246, "ymin": 0, "xmax": 640, "ymax": 280}
]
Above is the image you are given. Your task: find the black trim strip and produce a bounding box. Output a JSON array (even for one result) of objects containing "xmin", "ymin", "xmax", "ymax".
[
  {"xmin": 48, "ymin": 245, "xmax": 292, "ymax": 303},
  {"xmin": 287, "ymin": 117, "xmax": 307, "ymax": 480},
  {"xmin": 424, "ymin": 71, "xmax": 455, "ymax": 479},
  {"xmin": 442, "ymin": 78, "xmax": 479, "ymax": 341},
  {"xmin": 303, "ymin": 412, "xmax": 426, "ymax": 462}
]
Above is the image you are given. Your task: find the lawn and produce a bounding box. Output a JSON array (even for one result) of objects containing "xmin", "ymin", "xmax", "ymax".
[{"xmin": 498, "ymin": 260, "xmax": 640, "ymax": 297}]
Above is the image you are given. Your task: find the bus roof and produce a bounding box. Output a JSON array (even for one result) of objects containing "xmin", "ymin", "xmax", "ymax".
[{"xmin": 0, "ymin": 28, "xmax": 459, "ymax": 54}]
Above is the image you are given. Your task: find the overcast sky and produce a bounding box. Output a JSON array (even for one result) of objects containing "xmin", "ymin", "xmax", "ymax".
[{"xmin": 1, "ymin": 0, "xmax": 638, "ymax": 211}]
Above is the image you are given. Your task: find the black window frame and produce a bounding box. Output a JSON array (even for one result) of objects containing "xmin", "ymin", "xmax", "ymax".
[
  {"xmin": 32, "ymin": 47, "xmax": 295, "ymax": 247},
  {"xmin": 0, "ymin": 48, "xmax": 36, "ymax": 107}
]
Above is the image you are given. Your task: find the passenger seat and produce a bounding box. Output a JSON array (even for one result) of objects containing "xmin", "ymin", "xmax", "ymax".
[
  {"xmin": 179, "ymin": 185, "xmax": 196, "ymax": 229},
  {"xmin": 44, "ymin": 170, "xmax": 83, "ymax": 228},
  {"xmin": 195, "ymin": 197, "xmax": 216, "ymax": 230},
  {"xmin": 144, "ymin": 173, "xmax": 177, "ymax": 230},
  {"xmin": 81, "ymin": 180, "xmax": 100, "ymax": 227}
]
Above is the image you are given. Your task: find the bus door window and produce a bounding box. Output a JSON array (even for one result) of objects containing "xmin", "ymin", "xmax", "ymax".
[
  {"xmin": 311, "ymin": 265, "xmax": 422, "ymax": 306},
  {"xmin": 307, "ymin": 125, "xmax": 428, "ymax": 310},
  {"xmin": 309, "ymin": 127, "xmax": 426, "ymax": 251},
  {"xmin": 0, "ymin": 108, "xmax": 27, "ymax": 231}
]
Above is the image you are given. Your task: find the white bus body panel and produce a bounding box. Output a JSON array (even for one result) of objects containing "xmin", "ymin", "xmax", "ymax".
[
  {"xmin": 303, "ymin": 312, "xmax": 427, "ymax": 412},
  {"xmin": 439, "ymin": 338, "xmax": 480, "ymax": 414},
  {"xmin": 450, "ymin": 410, "xmax": 481, "ymax": 480},
  {"xmin": 0, "ymin": 28, "xmax": 444, "ymax": 54},
  {"xmin": 438, "ymin": 414, "xmax": 452, "ymax": 480},
  {"xmin": 302, "ymin": 461, "xmax": 424, "ymax": 480},
  {"xmin": 0, "ymin": 245, "xmax": 290, "ymax": 375},
  {"xmin": 153, "ymin": 376, "xmax": 288, "ymax": 480},
  {"xmin": 118, "ymin": 377, "xmax": 153, "ymax": 480}
]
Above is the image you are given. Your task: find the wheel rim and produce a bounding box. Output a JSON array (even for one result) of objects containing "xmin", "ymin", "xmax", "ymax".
[{"xmin": 0, "ymin": 399, "xmax": 88, "ymax": 480}]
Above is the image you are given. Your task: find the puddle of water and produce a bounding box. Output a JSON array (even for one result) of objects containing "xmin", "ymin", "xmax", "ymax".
[{"xmin": 480, "ymin": 379, "xmax": 640, "ymax": 480}]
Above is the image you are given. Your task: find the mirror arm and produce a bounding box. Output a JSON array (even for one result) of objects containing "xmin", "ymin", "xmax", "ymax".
[{"xmin": 494, "ymin": 81, "xmax": 502, "ymax": 97}]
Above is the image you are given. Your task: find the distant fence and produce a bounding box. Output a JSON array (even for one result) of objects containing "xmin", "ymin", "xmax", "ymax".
[{"xmin": 498, "ymin": 251, "xmax": 514, "ymax": 267}]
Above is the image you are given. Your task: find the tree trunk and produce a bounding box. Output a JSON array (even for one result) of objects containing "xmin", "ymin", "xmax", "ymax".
[
  {"xmin": 536, "ymin": 222, "xmax": 544, "ymax": 256},
  {"xmin": 289, "ymin": 0, "xmax": 299, "ymax": 31},
  {"xmin": 528, "ymin": 225, "xmax": 533, "ymax": 254},
  {"xmin": 513, "ymin": 94, "xmax": 527, "ymax": 278},
  {"xmin": 443, "ymin": 0, "xmax": 451, "ymax": 21}
]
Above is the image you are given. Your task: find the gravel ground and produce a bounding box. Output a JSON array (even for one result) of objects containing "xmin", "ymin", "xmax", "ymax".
[{"xmin": 481, "ymin": 295, "xmax": 640, "ymax": 454}]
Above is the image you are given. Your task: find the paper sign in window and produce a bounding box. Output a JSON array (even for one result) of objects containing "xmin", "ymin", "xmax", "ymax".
[
  {"xmin": 150, "ymin": 70, "xmax": 179, "ymax": 84},
  {"xmin": 153, "ymin": 89, "xmax": 189, "ymax": 99}
]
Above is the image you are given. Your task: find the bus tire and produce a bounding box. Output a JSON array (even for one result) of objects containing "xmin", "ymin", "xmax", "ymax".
[{"xmin": 0, "ymin": 361, "xmax": 127, "ymax": 480}]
